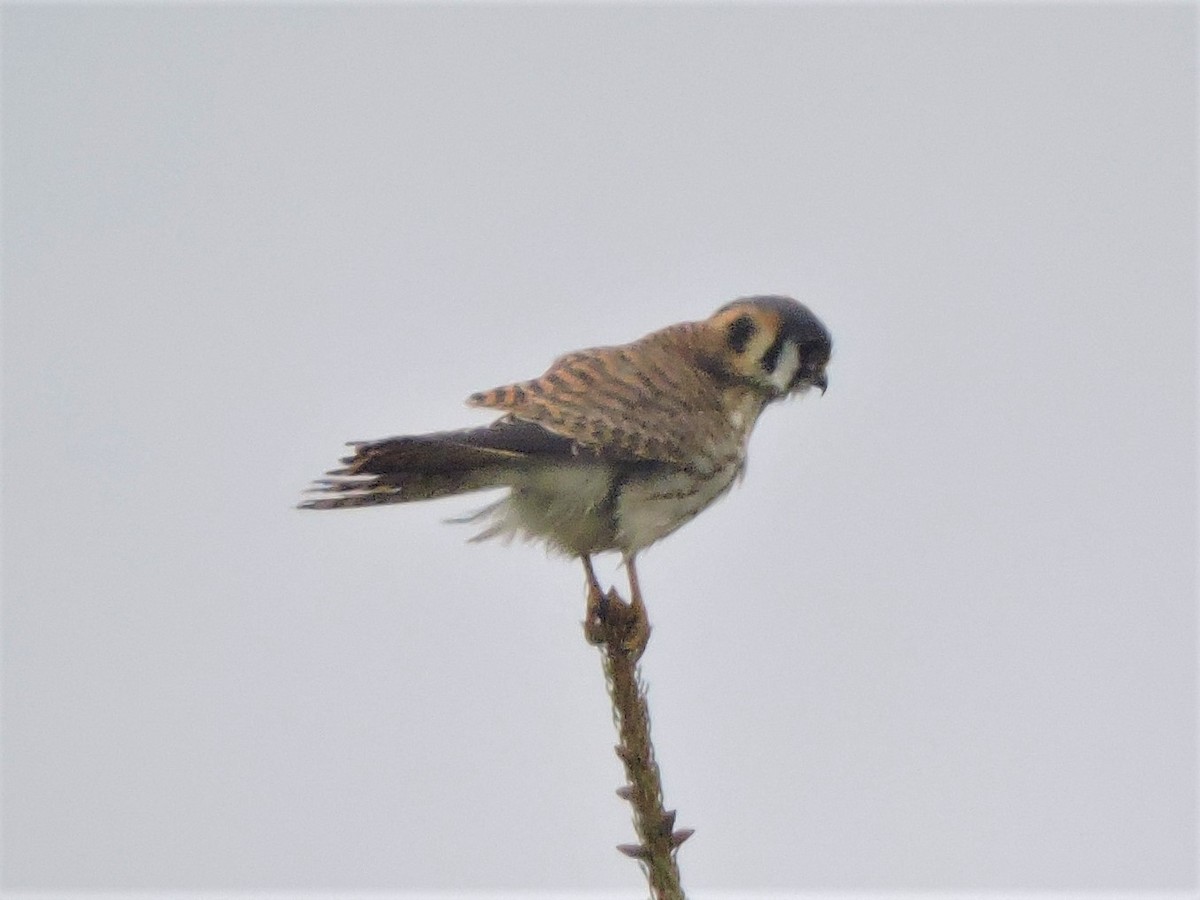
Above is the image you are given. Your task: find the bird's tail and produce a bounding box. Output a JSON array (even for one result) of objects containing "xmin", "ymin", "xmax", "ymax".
[
  {"xmin": 299, "ymin": 419, "xmax": 577, "ymax": 510},
  {"xmin": 299, "ymin": 430, "xmax": 522, "ymax": 510}
]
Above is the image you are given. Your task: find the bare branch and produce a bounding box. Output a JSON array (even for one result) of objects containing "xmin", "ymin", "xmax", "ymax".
[{"xmin": 588, "ymin": 588, "xmax": 689, "ymax": 900}]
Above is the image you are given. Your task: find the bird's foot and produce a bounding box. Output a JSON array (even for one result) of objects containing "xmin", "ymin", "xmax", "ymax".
[
  {"xmin": 583, "ymin": 584, "xmax": 610, "ymax": 645},
  {"xmin": 621, "ymin": 594, "xmax": 651, "ymax": 661},
  {"xmin": 584, "ymin": 587, "xmax": 651, "ymax": 660}
]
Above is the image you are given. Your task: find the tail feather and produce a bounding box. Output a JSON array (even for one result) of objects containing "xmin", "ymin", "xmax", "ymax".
[{"xmin": 299, "ymin": 418, "xmax": 582, "ymax": 511}]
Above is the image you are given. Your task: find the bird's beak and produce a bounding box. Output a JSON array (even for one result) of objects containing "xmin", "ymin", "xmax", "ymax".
[{"xmin": 814, "ymin": 372, "xmax": 828, "ymax": 395}]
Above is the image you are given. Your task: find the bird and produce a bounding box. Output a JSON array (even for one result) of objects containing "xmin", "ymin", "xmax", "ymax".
[{"xmin": 300, "ymin": 295, "xmax": 832, "ymax": 657}]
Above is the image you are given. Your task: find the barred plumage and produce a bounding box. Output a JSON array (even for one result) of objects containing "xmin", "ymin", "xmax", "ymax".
[{"xmin": 301, "ymin": 295, "xmax": 832, "ymax": 655}]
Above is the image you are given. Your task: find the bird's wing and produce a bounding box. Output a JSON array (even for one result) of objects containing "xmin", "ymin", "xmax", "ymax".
[{"xmin": 467, "ymin": 331, "xmax": 727, "ymax": 466}]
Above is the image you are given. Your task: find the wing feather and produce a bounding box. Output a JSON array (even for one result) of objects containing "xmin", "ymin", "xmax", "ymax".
[{"xmin": 467, "ymin": 325, "xmax": 730, "ymax": 466}]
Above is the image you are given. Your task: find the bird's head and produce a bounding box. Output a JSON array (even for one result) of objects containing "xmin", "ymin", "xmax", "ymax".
[{"xmin": 704, "ymin": 295, "xmax": 832, "ymax": 398}]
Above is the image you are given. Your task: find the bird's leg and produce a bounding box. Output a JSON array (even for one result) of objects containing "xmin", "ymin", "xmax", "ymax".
[
  {"xmin": 582, "ymin": 553, "xmax": 651, "ymax": 658},
  {"xmin": 622, "ymin": 554, "xmax": 652, "ymax": 659},
  {"xmin": 582, "ymin": 555, "xmax": 608, "ymax": 645}
]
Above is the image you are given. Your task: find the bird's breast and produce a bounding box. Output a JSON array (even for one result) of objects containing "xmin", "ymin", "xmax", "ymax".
[
  {"xmin": 614, "ymin": 455, "xmax": 744, "ymax": 553},
  {"xmin": 613, "ymin": 390, "xmax": 764, "ymax": 553}
]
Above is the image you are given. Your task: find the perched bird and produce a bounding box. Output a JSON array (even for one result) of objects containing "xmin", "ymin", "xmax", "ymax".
[{"xmin": 301, "ymin": 295, "xmax": 832, "ymax": 656}]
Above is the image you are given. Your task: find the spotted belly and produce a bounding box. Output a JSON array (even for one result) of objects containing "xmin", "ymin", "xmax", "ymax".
[{"xmin": 615, "ymin": 457, "xmax": 744, "ymax": 554}]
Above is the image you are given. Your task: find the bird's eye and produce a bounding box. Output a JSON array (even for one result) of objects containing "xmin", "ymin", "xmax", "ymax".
[{"xmin": 726, "ymin": 315, "xmax": 756, "ymax": 353}]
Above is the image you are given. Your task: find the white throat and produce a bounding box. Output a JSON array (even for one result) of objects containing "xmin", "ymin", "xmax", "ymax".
[{"xmin": 768, "ymin": 340, "xmax": 800, "ymax": 394}]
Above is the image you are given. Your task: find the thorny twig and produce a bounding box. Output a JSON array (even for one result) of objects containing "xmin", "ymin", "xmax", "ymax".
[{"xmin": 587, "ymin": 588, "xmax": 693, "ymax": 900}]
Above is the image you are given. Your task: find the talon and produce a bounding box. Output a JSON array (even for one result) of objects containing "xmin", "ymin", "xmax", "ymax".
[
  {"xmin": 618, "ymin": 554, "xmax": 651, "ymax": 659},
  {"xmin": 620, "ymin": 593, "xmax": 651, "ymax": 659},
  {"xmin": 583, "ymin": 587, "xmax": 608, "ymax": 644},
  {"xmin": 621, "ymin": 613, "xmax": 651, "ymax": 660}
]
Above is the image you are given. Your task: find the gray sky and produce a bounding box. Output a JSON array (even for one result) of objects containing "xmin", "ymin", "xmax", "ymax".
[{"xmin": 2, "ymin": 2, "xmax": 1196, "ymax": 894}]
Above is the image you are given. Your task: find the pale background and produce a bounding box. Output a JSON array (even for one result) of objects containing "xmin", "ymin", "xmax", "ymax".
[{"xmin": 2, "ymin": 2, "xmax": 1195, "ymax": 894}]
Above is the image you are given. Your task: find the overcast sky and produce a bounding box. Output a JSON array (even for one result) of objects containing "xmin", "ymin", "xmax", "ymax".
[{"xmin": 2, "ymin": 3, "xmax": 1196, "ymax": 895}]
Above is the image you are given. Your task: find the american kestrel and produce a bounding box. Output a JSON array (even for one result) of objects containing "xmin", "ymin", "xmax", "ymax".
[{"xmin": 301, "ymin": 295, "xmax": 832, "ymax": 656}]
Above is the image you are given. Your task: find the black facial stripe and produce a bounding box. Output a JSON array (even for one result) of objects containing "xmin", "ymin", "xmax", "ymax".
[
  {"xmin": 727, "ymin": 315, "xmax": 756, "ymax": 353},
  {"xmin": 761, "ymin": 336, "xmax": 785, "ymax": 373}
]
